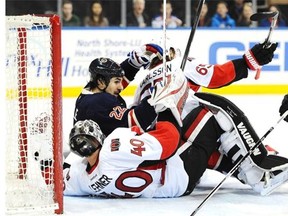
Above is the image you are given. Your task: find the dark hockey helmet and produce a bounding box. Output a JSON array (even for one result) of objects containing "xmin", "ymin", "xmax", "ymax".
[
  {"xmin": 69, "ymin": 120, "xmax": 105, "ymax": 157},
  {"xmin": 89, "ymin": 57, "xmax": 124, "ymax": 87}
]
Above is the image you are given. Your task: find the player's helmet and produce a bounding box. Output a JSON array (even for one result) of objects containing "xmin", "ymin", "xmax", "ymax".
[
  {"xmin": 69, "ymin": 120, "xmax": 105, "ymax": 157},
  {"xmin": 89, "ymin": 57, "xmax": 124, "ymax": 87}
]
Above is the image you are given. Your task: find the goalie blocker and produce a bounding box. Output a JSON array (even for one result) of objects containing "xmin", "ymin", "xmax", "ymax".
[{"xmin": 182, "ymin": 92, "xmax": 288, "ymax": 195}]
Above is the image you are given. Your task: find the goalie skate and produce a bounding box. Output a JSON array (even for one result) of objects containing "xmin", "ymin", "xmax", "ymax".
[
  {"xmin": 253, "ymin": 163, "xmax": 288, "ymax": 196},
  {"xmin": 148, "ymin": 71, "xmax": 188, "ymax": 126},
  {"xmin": 193, "ymin": 92, "xmax": 288, "ymax": 195}
]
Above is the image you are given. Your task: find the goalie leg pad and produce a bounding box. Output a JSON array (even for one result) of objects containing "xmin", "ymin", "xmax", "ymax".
[
  {"xmin": 219, "ymin": 130, "xmax": 265, "ymax": 185},
  {"xmin": 209, "ymin": 150, "xmax": 288, "ymax": 196},
  {"xmin": 219, "ymin": 130, "xmax": 288, "ymax": 194},
  {"xmin": 194, "ymin": 92, "xmax": 268, "ymax": 165},
  {"xmin": 214, "ymin": 110, "xmax": 234, "ymax": 132},
  {"xmin": 192, "ymin": 92, "xmax": 288, "ymax": 194}
]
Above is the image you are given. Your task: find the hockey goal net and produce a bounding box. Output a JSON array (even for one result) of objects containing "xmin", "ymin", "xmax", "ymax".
[{"xmin": 5, "ymin": 15, "xmax": 63, "ymax": 214}]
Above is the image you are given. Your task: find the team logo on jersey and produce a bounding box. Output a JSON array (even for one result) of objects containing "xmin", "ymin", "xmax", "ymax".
[
  {"xmin": 111, "ymin": 138, "xmax": 120, "ymax": 151},
  {"xmin": 109, "ymin": 106, "xmax": 127, "ymax": 120}
]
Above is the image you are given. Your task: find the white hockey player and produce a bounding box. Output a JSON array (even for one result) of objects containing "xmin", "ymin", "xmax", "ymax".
[
  {"xmin": 127, "ymin": 40, "xmax": 288, "ymax": 196},
  {"xmin": 64, "ymin": 71, "xmax": 192, "ymax": 197}
]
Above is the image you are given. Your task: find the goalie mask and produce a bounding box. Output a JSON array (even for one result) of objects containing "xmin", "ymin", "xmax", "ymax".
[
  {"xmin": 69, "ymin": 120, "xmax": 105, "ymax": 157},
  {"xmin": 88, "ymin": 57, "xmax": 124, "ymax": 88}
]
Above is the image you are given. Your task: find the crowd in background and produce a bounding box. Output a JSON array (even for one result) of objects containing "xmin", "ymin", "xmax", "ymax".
[{"xmin": 6, "ymin": 0, "xmax": 288, "ymax": 27}]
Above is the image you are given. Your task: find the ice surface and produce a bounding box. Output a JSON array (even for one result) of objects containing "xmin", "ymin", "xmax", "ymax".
[{"xmin": 64, "ymin": 172, "xmax": 288, "ymax": 216}]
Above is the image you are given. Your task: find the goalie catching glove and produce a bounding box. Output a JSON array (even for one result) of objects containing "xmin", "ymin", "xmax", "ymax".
[
  {"xmin": 148, "ymin": 71, "xmax": 189, "ymax": 127},
  {"xmin": 128, "ymin": 43, "xmax": 163, "ymax": 69}
]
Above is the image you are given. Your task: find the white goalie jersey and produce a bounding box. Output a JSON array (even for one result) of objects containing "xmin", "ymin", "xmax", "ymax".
[
  {"xmin": 63, "ymin": 121, "xmax": 189, "ymax": 198},
  {"xmin": 129, "ymin": 55, "xmax": 242, "ymax": 120}
]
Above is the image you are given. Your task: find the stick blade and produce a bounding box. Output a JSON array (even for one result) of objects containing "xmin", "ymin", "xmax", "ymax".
[{"xmin": 250, "ymin": 11, "xmax": 278, "ymax": 21}]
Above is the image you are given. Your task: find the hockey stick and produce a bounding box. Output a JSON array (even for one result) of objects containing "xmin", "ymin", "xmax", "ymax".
[
  {"xmin": 180, "ymin": 0, "xmax": 205, "ymax": 71},
  {"xmin": 250, "ymin": 11, "xmax": 279, "ymax": 48},
  {"xmin": 250, "ymin": 11, "xmax": 279, "ymax": 80},
  {"xmin": 190, "ymin": 109, "xmax": 288, "ymax": 216},
  {"xmin": 162, "ymin": 0, "xmax": 167, "ymax": 84}
]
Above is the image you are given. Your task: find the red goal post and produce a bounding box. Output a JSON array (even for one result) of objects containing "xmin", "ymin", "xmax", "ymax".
[{"xmin": 5, "ymin": 14, "xmax": 63, "ymax": 214}]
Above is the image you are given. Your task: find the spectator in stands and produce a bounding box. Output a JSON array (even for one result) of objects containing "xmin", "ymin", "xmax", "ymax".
[
  {"xmin": 236, "ymin": 2, "xmax": 253, "ymax": 27},
  {"xmin": 151, "ymin": 0, "xmax": 182, "ymax": 28},
  {"xmin": 126, "ymin": 0, "xmax": 150, "ymax": 27},
  {"xmin": 62, "ymin": 0, "xmax": 81, "ymax": 27},
  {"xmin": 211, "ymin": 1, "xmax": 236, "ymax": 28},
  {"xmin": 229, "ymin": 0, "xmax": 247, "ymax": 22},
  {"xmin": 197, "ymin": 2, "xmax": 211, "ymax": 27},
  {"xmin": 259, "ymin": 5, "xmax": 286, "ymax": 27},
  {"xmin": 83, "ymin": 0, "xmax": 109, "ymax": 27}
]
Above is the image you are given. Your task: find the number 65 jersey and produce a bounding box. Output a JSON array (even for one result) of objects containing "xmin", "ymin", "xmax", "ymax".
[{"xmin": 63, "ymin": 121, "xmax": 189, "ymax": 198}]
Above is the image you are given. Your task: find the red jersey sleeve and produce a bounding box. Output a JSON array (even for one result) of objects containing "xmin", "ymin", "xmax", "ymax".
[{"xmin": 147, "ymin": 121, "xmax": 180, "ymax": 160}]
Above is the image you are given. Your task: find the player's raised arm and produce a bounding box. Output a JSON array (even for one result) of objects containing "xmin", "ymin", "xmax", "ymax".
[
  {"xmin": 120, "ymin": 43, "xmax": 163, "ymax": 88},
  {"xmin": 184, "ymin": 42, "xmax": 278, "ymax": 89}
]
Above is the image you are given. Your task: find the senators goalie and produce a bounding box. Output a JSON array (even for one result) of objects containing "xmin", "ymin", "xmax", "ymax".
[{"xmin": 127, "ymin": 41, "xmax": 288, "ymax": 196}]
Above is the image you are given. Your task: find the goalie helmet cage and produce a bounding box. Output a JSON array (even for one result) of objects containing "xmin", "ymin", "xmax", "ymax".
[{"xmin": 5, "ymin": 15, "xmax": 63, "ymax": 214}]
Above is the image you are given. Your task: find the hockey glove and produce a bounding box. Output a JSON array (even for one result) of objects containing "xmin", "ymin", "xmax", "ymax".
[
  {"xmin": 243, "ymin": 42, "xmax": 278, "ymax": 70},
  {"xmin": 279, "ymin": 94, "xmax": 288, "ymax": 122},
  {"xmin": 127, "ymin": 44, "xmax": 163, "ymax": 69},
  {"xmin": 243, "ymin": 42, "xmax": 278, "ymax": 80}
]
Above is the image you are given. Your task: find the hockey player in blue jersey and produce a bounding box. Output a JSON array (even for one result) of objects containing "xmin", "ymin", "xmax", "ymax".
[{"xmin": 72, "ymin": 45, "xmax": 162, "ymax": 137}]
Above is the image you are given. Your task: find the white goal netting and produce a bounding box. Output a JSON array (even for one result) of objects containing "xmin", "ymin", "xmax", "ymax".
[{"xmin": 5, "ymin": 15, "xmax": 63, "ymax": 215}]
